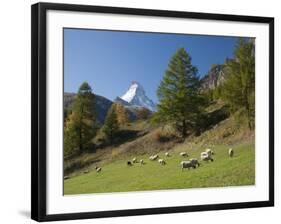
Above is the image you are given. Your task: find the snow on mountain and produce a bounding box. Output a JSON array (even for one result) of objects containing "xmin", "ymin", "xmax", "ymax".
[{"xmin": 120, "ymin": 81, "xmax": 156, "ymax": 111}]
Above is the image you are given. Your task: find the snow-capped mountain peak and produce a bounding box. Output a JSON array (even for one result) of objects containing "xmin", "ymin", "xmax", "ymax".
[
  {"xmin": 121, "ymin": 82, "xmax": 140, "ymax": 102},
  {"xmin": 120, "ymin": 81, "xmax": 156, "ymax": 111}
]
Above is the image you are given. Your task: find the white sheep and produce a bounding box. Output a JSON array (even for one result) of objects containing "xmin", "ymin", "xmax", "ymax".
[
  {"xmin": 165, "ymin": 152, "xmax": 170, "ymax": 157},
  {"xmin": 189, "ymin": 158, "xmax": 200, "ymax": 167},
  {"xmin": 201, "ymin": 152, "xmax": 214, "ymax": 162},
  {"xmin": 181, "ymin": 161, "xmax": 196, "ymax": 171},
  {"xmin": 158, "ymin": 159, "xmax": 166, "ymax": 165},
  {"xmin": 229, "ymin": 148, "xmax": 234, "ymax": 157},
  {"xmin": 140, "ymin": 159, "xmax": 144, "ymax": 165},
  {"xmin": 95, "ymin": 166, "xmax": 102, "ymax": 173},
  {"xmin": 132, "ymin": 157, "xmax": 137, "ymax": 163},
  {"xmin": 180, "ymin": 152, "xmax": 188, "ymax": 157},
  {"xmin": 149, "ymin": 154, "xmax": 159, "ymax": 161},
  {"xmin": 206, "ymin": 148, "xmax": 214, "ymax": 155}
]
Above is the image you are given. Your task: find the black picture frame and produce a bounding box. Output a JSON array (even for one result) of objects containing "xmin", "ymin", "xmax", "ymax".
[{"xmin": 31, "ymin": 2, "xmax": 274, "ymax": 222}]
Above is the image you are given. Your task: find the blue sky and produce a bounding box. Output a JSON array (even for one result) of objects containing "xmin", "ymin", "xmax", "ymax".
[{"xmin": 64, "ymin": 28, "xmax": 238, "ymax": 102}]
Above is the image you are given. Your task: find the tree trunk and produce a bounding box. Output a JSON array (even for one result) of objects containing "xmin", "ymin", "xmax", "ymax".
[
  {"xmin": 182, "ymin": 120, "xmax": 187, "ymax": 138},
  {"xmin": 79, "ymin": 127, "xmax": 83, "ymax": 153},
  {"xmin": 79, "ymin": 105, "xmax": 84, "ymax": 152},
  {"xmin": 245, "ymin": 97, "xmax": 252, "ymax": 130}
]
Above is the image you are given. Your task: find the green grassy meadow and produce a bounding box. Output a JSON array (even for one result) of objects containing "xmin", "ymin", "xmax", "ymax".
[{"xmin": 64, "ymin": 142, "xmax": 255, "ymax": 195}]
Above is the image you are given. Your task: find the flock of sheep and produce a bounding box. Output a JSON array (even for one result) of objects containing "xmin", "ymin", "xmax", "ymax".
[
  {"xmin": 78, "ymin": 147, "xmax": 235, "ymax": 176},
  {"xmin": 126, "ymin": 148, "xmax": 235, "ymax": 171}
]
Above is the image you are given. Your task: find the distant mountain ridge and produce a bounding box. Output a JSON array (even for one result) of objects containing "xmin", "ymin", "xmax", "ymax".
[
  {"xmin": 64, "ymin": 70, "xmax": 225, "ymax": 124},
  {"xmin": 64, "ymin": 82, "xmax": 156, "ymax": 124}
]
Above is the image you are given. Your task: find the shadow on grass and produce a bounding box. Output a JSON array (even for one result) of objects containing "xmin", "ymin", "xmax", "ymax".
[
  {"xmin": 64, "ymin": 158, "xmax": 102, "ymax": 176},
  {"xmin": 97, "ymin": 129, "xmax": 149, "ymax": 149},
  {"xmin": 196, "ymin": 105, "xmax": 230, "ymax": 135}
]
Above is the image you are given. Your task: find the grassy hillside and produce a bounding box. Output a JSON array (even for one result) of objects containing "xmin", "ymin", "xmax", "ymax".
[
  {"xmin": 64, "ymin": 103, "xmax": 255, "ymax": 195},
  {"xmin": 64, "ymin": 142, "xmax": 254, "ymax": 195}
]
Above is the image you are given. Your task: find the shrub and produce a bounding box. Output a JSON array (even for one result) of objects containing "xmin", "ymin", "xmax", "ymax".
[{"xmin": 153, "ymin": 129, "xmax": 176, "ymax": 143}]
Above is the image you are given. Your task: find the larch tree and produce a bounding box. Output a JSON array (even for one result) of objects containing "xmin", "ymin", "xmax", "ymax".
[
  {"xmin": 102, "ymin": 104, "xmax": 119, "ymax": 144},
  {"xmin": 114, "ymin": 103, "xmax": 129, "ymax": 125},
  {"xmin": 64, "ymin": 82, "xmax": 97, "ymax": 156},
  {"xmin": 222, "ymin": 38, "xmax": 255, "ymax": 129},
  {"xmin": 154, "ymin": 48, "xmax": 206, "ymax": 137}
]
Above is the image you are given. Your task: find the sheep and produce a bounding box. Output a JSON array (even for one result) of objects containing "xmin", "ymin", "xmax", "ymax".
[
  {"xmin": 165, "ymin": 152, "xmax": 170, "ymax": 157},
  {"xmin": 132, "ymin": 157, "xmax": 137, "ymax": 163},
  {"xmin": 127, "ymin": 161, "xmax": 133, "ymax": 166},
  {"xmin": 158, "ymin": 159, "xmax": 166, "ymax": 165},
  {"xmin": 180, "ymin": 152, "xmax": 188, "ymax": 157},
  {"xmin": 229, "ymin": 148, "xmax": 234, "ymax": 157},
  {"xmin": 181, "ymin": 161, "xmax": 196, "ymax": 171},
  {"xmin": 140, "ymin": 159, "xmax": 144, "ymax": 165},
  {"xmin": 95, "ymin": 166, "xmax": 102, "ymax": 173},
  {"xmin": 149, "ymin": 154, "xmax": 159, "ymax": 161},
  {"xmin": 189, "ymin": 158, "xmax": 200, "ymax": 167},
  {"xmin": 205, "ymin": 148, "xmax": 214, "ymax": 155},
  {"xmin": 201, "ymin": 152, "xmax": 214, "ymax": 162}
]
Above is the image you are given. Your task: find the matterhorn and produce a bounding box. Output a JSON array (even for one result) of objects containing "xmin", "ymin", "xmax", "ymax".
[{"xmin": 119, "ymin": 81, "xmax": 156, "ymax": 111}]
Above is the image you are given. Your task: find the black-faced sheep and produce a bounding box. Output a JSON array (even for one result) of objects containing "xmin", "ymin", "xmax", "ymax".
[
  {"xmin": 229, "ymin": 148, "xmax": 234, "ymax": 157},
  {"xmin": 201, "ymin": 152, "xmax": 214, "ymax": 162},
  {"xmin": 165, "ymin": 152, "xmax": 170, "ymax": 157},
  {"xmin": 206, "ymin": 148, "xmax": 215, "ymax": 155},
  {"xmin": 181, "ymin": 161, "xmax": 196, "ymax": 170},
  {"xmin": 180, "ymin": 152, "xmax": 188, "ymax": 157},
  {"xmin": 127, "ymin": 161, "xmax": 133, "ymax": 166},
  {"xmin": 158, "ymin": 159, "xmax": 166, "ymax": 165},
  {"xmin": 189, "ymin": 158, "xmax": 200, "ymax": 167},
  {"xmin": 149, "ymin": 155, "xmax": 159, "ymax": 161},
  {"xmin": 95, "ymin": 166, "xmax": 102, "ymax": 173}
]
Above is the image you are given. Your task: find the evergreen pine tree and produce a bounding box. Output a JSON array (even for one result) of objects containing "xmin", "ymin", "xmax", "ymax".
[
  {"xmin": 154, "ymin": 48, "xmax": 205, "ymax": 137},
  {"xmin": 222, "ymin": 38, "xmax": 255, "ymax": 129}
]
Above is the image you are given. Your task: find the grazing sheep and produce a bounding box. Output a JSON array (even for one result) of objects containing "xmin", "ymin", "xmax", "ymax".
[
  {"xmin": 149, "ymin": 154, "xmax": 159, "ymax": 161},
  {"xmin": 180, "ymin": 152, "xmax": 188, "ymax": 157},
  {"xmin": 189, "ymin": 158, "xmax": 200, "ymax": 167},
  {"xmin": 127, "ymin": 161, "xmax": 133, "ymax": 166},
  {"xmin": 206, "ymin": 148, "xmax": 214, "ymax": 155},
  {"xmin": 201, "ymin": 152, "xmax": 214, "ymax": 162},
  {"xmin": 181, "ymin": 161, "xmax": 196, "ymax": 171},
  {"xmin": 229, "ymin": 148, "xmax": 234, "ymax": 157},
  {"xmin": 140, "ymin": 159, "xmax": 144, "ymax": 165},
  {"xmin": 158, "ymin": 159, "xmax": 166, "ymax": 165},
  {"xmin": 132, "ymin": 157, "xmax": 137, "ymax": 163},
  {"xmin": 95, "ymin": 166, "xmax": 102, "ymax": 173},
  {"xmin": 165, "ymin": 152, "xmax": 170, "ymax": 157}
]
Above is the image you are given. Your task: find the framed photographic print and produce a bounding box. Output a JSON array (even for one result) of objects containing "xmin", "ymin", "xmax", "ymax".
[{"xmin": 31, "ymin": 2, "xmax": 274, "ymax": 222}]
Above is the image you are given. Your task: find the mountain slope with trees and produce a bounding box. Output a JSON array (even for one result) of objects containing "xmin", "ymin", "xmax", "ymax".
[{"xmin": 63, "ymin": 38, "xmax": 255, "ymax": 190}]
